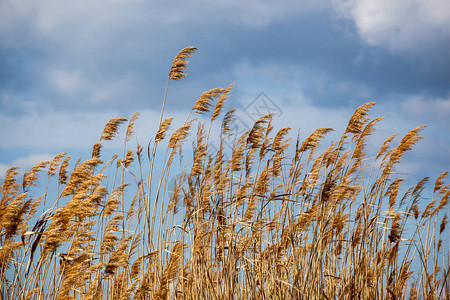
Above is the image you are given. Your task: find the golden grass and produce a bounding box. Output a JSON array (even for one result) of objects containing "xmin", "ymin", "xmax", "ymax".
[{"xmin": 1, "ymin": 47, "xmax": 449, "ymax": 299}]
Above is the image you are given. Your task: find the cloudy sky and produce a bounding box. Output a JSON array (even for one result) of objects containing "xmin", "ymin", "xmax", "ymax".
[{"xmin": 1, "ymin": 0, "xmax": 449, "ymax": 184}]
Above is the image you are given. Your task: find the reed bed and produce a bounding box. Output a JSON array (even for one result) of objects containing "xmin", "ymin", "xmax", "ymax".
[{"xmin": 1, "ymin": 47, "xmax": 449, "ymax": 299}]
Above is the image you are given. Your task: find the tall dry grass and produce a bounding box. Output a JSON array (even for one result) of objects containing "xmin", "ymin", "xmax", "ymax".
[{"xmin": 1, "ymin": 47, "xmax": 449, "ymax": 299}]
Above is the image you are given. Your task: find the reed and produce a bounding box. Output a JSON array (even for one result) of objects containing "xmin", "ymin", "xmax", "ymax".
[{"xmin": 1, "ymin": 47, "xmax": 448, "ymax": 299}]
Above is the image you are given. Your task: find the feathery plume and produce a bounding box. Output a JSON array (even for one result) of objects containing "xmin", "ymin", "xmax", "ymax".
[
  {"xmin": 388, "ymin": 213, "xmax": 401, "ymax": 243},
  {"xmin": 168, "ymin": 120, "xmax": 194, "ymax": 150},
  {"xmin": 101, "ymin": 215, "xmax": 123, "ymax": 252},
  {"xmin": 191, "ymin": 124, "xmax": 207, "ymax": 176},
  {"xmin": 169, "ymin": 46, "xmax": 197, "ymax": 80},
  {"xmin": 397, "ymin": 126, "xmax": 426, "ymax": 153},
  {"xmin": 92, "ymin": 142, "xmax": 102, "ymax": 158},
  {"xmin": 432, "ymin": 190, "xmax": 449, "ymax": 216},
  {"xmin": 59, "ymin": 155, "xmax": 71, "ymax": 185},
  {"xmin": 422, "ymin": 200, "xmax": 437, "ymax": 219},
  {"xmin": 244, "ymin": 195, "xmax": 257, "ymax": 222},
  {"xmin": 60, "ymin": 157, "xmax": 102, "ymax": 197},
  {"xmin": 155, "ymin": 117, "xmax": 174, "ymax": 142},
  {"xmin": 104, "ymin": 235, "xmax": 133, "ymax": 276},
  {"xmin": 345, "ymin": 102, "xmax": 375, "ymax": 136},
  {"xmin": 221, "ymin": 109, "xmax": 236, "ymax": 137},
  {"xmin": 124, "ymin": 149, "xmax": 134, "ymax": 168},
  {"xmin": 155, "ymin": 242, "xmax": 183, "ymax": 299},
  {"xmin": 382, "ymin": 126, "xmax": 425, "ymax": 177},
  {"xmin": 100, "ymin": 117, "xmax": 128, "ymax": 141},
  {"xmin": 125, "ymin": 111, "xmax": 140, "ymax": 143},
  {"xmin": 231, "ymin": 132, "xmax": 248, "ymax": 172},
  {"xmin": 347, "ymin": 117, "xmax": 383, "ymax": 175},
  {"xmin": 136, "ymin": 144, "xmax": 143, "ymax": 164},
  {"xmin": 1, "ymin": 166, "xmax": 20, "ymax": 191},
  {"xmin": 48, "ymin": 152, "xmax": 67, "ymax": 176},
  {"xmin": 297, "ymin": 127, "xmax": 333, "ymax": 161},
  {"xmin": 212, "ymin": 83, "xmax": 234, "ymax": 121},
  {"xmin": 385, "ymin": 179, "xmax": 403, "ymax": 210},
  {"xmin": 255, "ymin": 165, "xmax": 270, "ymax": 195},
  {"xmin": 411, "ymin": 204, "xmax": 420, "ymax": 219},
  {"xmin": 247, "ymin": 113, "xmax": 274, "ymax": 149},
  {"xmin": 104, "ymin": 183, "xmax": 129, "ymax": 216},
  {"xmin": 22, "ymin": 161, "xmax": 50, "ymax": 190},
  {"xmin": 193, "ymin": 88, "xmax": 225, "ymax": 114},
  {"xmin": 434, "ymin": 171, "xmax": 449, "ymax": 194},
  {"xmin": 440, "ymin": 214, "xmax": 447, "ymax": 234},
  {"xmin": 168, "ymin": 175, "xmax": 183, "ymax": 214},
  {"xmin": 376, "ymin": 133, "xmax": 398, "ymax": 160},
  {"xmin": 259, "ymin": 118, "xmax": 273, "ymax": 159},
  {"xmin": 272, "ymin": 127, "xmax": 291, "ymax": 152}
]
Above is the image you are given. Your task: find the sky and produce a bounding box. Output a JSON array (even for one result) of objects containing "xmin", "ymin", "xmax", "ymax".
[{"xmin": 0, "ymin": 0, "xmax": 449, "ymax": 186}]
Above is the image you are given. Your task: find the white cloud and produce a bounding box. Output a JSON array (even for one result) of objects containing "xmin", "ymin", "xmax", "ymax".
[
  {"xmin": 49, "ymin": 68, "xmax": 84, "ymax": 95},
  {"xmin": 172, "ymin": 0, "xmax": 329, "ymax": 28},
  {"xmin": 0, "ymin": 0, "xmax": 328, "ymax": 49},
  {"xmin": 232, "ymin": 60, "xmax": 374, "ymax": 107},
  {"xmin": 0, "ymin": 106, "xmax": 197, "ymax": 151},
  {"xmin": 2, "ymin": 0, "xmax": 448, "ymax": 59},
  {"xmin": 400, "ymin": 95, "xmax": 450, "ymax": 130},
  {"xmin": 0, "ymin": 153, "xmax": 55, "ymax": 181},
  {"xmin": 43, "ymin": 65, "xmax": 136, "ymax": 104},
  {"xmin": 333, "ymin": 0, "xmax": 450, "ymax": 52},
  {"xmin": 0, "ymin": 110, "xmax": 113, "ymax": 149},
  {"xmin": 90, "ymin": 75, "xmax": 135, "ymax": 104},
  {"xmin": 0, "ymin": 0, "xmax": 141, "ymax": 49}
]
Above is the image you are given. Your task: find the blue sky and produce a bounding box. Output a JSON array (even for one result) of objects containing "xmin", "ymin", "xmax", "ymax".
[{"xmin": 0, "ymin": 0, "xmax": 449, "ymax": 184}]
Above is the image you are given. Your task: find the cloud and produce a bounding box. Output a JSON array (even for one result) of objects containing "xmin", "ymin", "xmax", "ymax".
[
  {"xmin": 3, "ymin": 0, "xmax": 448, "ymax": 56},
  {"xmin": 333, "ymin": 0, "xmax": 450, "ymax": 52},
  {"xmin": 1, "ymin": 0, "xmax": 448, "ymax": 117},
  {"xmin": 48, "ymin": 68, "xmax": 84, "ymax": 95},
  {"xmin": 0, "ymin": 0, "xmax": 130, "ymax": 47},
  {"xmin": 400, "ymin": 96, "xmax": 450, "ymax": 129},
  {"xmin": 0, "ymin": 0, "xmax": 325, "ymax": 52},
  {"xmin": 167, "ymin": 0, "xmax": 329, "ymax": 27},
  {"xmin": 0, "ymin": 0, "xmax": 328, "ymax": 43},
  {"xmin": 0, "ymin": 153, "xmax": 55, "ymax": 181},
  {"xmin": 0, "ymin": 105, "xmax": 200, "ymax": 151},
  {"xmin": 0, "ymin": 110, "xmax": 114, "ymax": 150},
  {"xmin": 45, "ymin": 66, "xmax": 136, "ymax": 104},
  {"xmin": 231, "ymin": 60, "xmax": 374, "ymax": 107}
]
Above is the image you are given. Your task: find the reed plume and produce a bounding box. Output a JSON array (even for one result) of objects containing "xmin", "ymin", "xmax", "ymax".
[
  {"xmin": 193, "ymin": 88, "xmax": 226, "ymax": 115},
  {"xmin": 212, "ymin": 83, "xmax": 234, "ymax": 121},
  {"xmin": 100, "ymin": 117, "xmax": 128, "ymax": 141},
  {"xmin": 169, "ymin": 46, "xmax": 197, "ymax": 81},
  {"xmin": 155, "ymin": 117, "xmax": 173, "ymax": 142}
]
